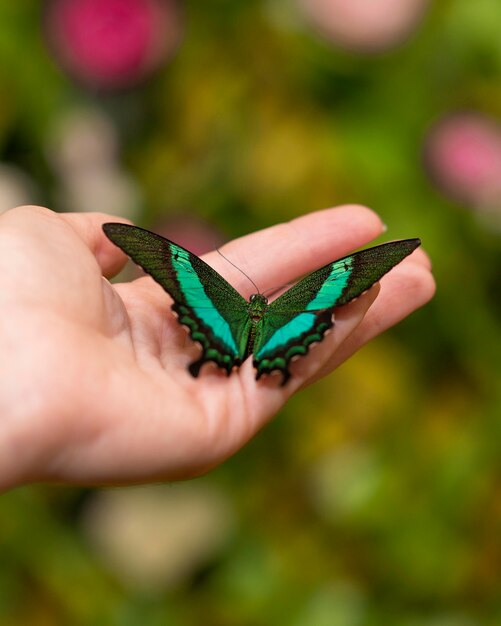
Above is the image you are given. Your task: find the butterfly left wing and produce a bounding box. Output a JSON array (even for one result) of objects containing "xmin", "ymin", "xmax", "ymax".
[
  {"xmin": 253, "ymin": 239, "xmax": 421, "ymax": 384},
  {"xmin": 103, "ymin": 223, "xmax": 250, "ymax": 376}
]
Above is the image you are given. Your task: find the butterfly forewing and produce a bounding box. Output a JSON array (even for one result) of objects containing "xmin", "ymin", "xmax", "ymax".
[
  {"xmin": 253, "ymin": 239, "xmax": 421, "ymax": 383},
  {"xmin": 102, "ymin": 223, "xmax": 250, "ymax": 375}
]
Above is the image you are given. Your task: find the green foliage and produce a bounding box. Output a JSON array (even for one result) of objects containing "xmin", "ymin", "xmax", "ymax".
[{"xmin": 0, "ymin": 1, "xmax": 500, "ymax": 624}]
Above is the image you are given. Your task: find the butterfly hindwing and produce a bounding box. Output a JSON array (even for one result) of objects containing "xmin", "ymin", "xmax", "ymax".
[
  {"xmin": 253, "ymin": 239, "xmax": 421, "ymax": 383},
  {"xmin": 102, "ymin": 224, "xmax": 250, "ymax": 375}
]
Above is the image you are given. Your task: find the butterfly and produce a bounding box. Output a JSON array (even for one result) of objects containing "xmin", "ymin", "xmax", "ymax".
[{"xmin": 103, "ymin": 223, "xmax": 420, "ymax": 385}]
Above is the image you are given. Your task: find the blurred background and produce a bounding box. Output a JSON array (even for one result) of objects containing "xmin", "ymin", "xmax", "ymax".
[{"xmin": 1, "ymin": 1, "xmax": 501, "ymax": 624}]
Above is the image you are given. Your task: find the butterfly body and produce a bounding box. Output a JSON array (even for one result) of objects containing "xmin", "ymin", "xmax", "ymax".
[{"xmin": 103, "ymin": 223, "xmax": 420, "ymax": 385}]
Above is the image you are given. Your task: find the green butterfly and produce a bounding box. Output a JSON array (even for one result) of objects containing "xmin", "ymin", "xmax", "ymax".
[{"xmin": 103, "ymin": 224, "xmax": 420, "ymax": 384}]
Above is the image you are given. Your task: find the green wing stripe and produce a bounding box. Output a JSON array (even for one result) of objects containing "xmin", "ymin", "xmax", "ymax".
[
  {"xmin": 255, "ymin": 312, "xmax": 316, "ymax": 359},
  {"xmin": 170, "ymin": 247, "xmax": 238, "ymax": 353},
  {"xmin": 102, "ymin": 223, "xmax": 249, "ymax": 375},
  {"xmin": 253, "ymin": 310, "xmax": 333, "ymax": 385},
  {"xmin": 305, "ymin": 257, "xmax": 353, "ymax": 310},
  {"xmin": 253, "ymin": 258, "xmax": 352, "ymax": 363},
  {"xmin": 331, "ymin": 239, "xmax": 421, "ymax": 307}
]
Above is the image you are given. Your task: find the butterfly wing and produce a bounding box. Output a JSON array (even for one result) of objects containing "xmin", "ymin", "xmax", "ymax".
[
  {"xmin": 253, "ymin": 239, "xmax": 421, "ymax": 384},
  {"xmin": 103, "ymin": 223, "xmax": 250, "ymax": 376}
]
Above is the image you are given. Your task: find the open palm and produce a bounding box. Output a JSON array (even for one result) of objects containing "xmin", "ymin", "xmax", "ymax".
[{"xmin": 0, "ymin": 205, "xmax": 434, "ymax": 491}]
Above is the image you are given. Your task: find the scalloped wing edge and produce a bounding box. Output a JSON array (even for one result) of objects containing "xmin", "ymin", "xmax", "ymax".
[
  {"xmin": 253, "ymin": 310, "xmax": 333, "ymax": 385},
  {"xmin": 172, "ymin": 302, "xmax": 243, "ymax": 377}
]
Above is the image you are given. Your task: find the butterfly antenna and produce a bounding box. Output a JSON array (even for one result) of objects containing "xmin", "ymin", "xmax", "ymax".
[
  {"xmin": 216, "ymin": 247, "xmax": 261, "ymax": 293},
  {"xmin": 262, "ymin": 283, "xmax": 293, "ymax": 297}
]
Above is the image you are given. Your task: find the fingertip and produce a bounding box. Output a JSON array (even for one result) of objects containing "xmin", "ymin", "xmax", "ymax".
[
  {"xmin": 335, "ymin": 203, "xmax": 386, "ymax": 235},
  {"xmin": 408, "ymin": 246, "xmax": 433, "ymax": 271},
  {"xmin": 60, "ymin": 212, "xmax": 134, "ymax": 277},
  {"xmin": 390, "ymin": 256, "xmax": 436, "ymax": 301},
  {"xmin": 409, "ymin": 262, "xmax": 436, "ymax": 306},
  {"xmin": 295, "ymin": 203, "xmax": 385, "ymax": 243}
]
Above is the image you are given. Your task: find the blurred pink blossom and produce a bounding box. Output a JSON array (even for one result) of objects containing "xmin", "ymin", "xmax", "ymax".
[
  {"xmin": 45, "ymin": 0, "xmax": 182, "ymax": 88},
  {"xmin": 155, "ymin": 215, "xmax": 225, "ymax": 257},
  {"xmin": 298, "ymin": 0, "xmax": 430, "ymax": 53},
  {"xmin": 425, "ymin": 113, "xmax": 501, "ymax": 212}
]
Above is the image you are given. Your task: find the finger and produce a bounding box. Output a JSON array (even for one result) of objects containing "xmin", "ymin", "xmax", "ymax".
[
  {"xmin": 408, "ymin": 246, "xmax": 432, "ymax": 271},
  {"xmin": 0, "ymin": 206, "xmax": 132, "ymax": 327},
  {"xmin": 1, "ymin": 206, "xmax": 131, "ymax": 277},
  {"xmin": 204, "ymin": 204, "xmax": 386, "ymax": 296},
  {"xmin": 303, "ymin": 256, "xmax": 436, "ymax": 386},
  {"xmin": 59, "ymin": 211, "xmax": 132, "ymax": 277}
]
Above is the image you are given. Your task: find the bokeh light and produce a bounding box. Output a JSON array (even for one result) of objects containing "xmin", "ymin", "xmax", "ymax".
[
  {"xmin": 425, "ymin": 112, "xmax": 501, "ymax": 227},
  {"xmin": 82, "ymin": 483, "xmax": 235, "ymax": 591},
  {"xmin": 298, "ymin": 0, "xmax": 430, "ymax": 53},
  {"xmin": 46, "ymin": 107, "xmax": 141, "ymax": 217},
  {"xmin": 0, "ymin": 164, "xmax": 36, "ymax": 213}
]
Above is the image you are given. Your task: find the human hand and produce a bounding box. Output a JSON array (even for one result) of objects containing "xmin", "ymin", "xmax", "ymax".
[{"xmin": 0, "ymin": 205, "xmax": 434, "ymax": 491}]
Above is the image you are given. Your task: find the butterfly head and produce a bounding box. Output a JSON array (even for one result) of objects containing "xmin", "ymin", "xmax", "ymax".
[{"xmin": 248, "ymin": 293, "xmax": 269, "ymax": 322}]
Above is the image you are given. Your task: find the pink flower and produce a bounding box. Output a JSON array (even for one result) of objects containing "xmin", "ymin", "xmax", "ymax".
[
  {"xmin": 425, "ymin": 113, "xmax": 501, "ymax": 211},
  {"xmin": 45, "ymin": 0, "xmax": 182, "ymax": 88}
]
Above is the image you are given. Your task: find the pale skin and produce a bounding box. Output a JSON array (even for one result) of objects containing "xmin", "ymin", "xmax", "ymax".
[{"xmin": 0, "ymin": 204, "xmax": 435, "ymax": 492}]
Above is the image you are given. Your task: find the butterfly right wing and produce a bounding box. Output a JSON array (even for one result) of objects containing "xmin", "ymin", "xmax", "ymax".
[
  {"xmin": 103, "ymin": 223, "xmax": 250, "ymax": 376},
  {"xmin": 253, "ymin": 239, "xmax": 421, "ymax": 383}
]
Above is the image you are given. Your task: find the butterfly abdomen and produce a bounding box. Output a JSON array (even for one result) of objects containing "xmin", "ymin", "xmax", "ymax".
[{"xmin": 244, "ymin": 294, "xmax": 269, "ymax": 359}]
